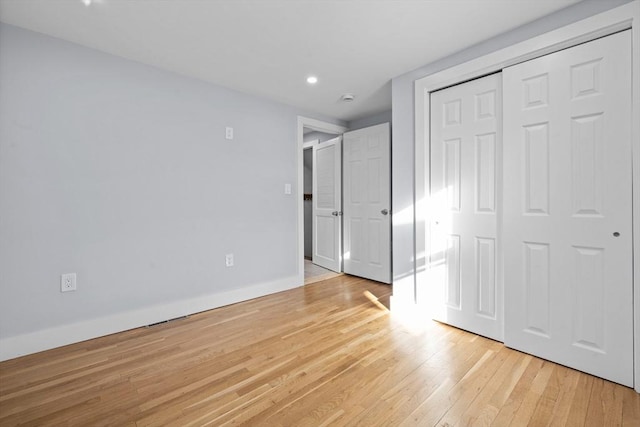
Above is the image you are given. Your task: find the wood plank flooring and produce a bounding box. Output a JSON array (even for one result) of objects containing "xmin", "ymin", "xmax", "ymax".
[{"xmin": 1, "ymin": 275, "xmax": 639, "ymax": 426}]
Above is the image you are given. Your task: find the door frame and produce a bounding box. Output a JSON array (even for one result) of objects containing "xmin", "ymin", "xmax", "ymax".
[
  {"xmin": 414, "ymin": 1, "xmax": 640, "ymax": 390},
  {"xmin": 297, "ymin": 117, "xmax": 348, "ymax": 284}
]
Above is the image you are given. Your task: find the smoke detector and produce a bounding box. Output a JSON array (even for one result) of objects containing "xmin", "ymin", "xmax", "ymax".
[{"xmin": 341, "ymin": 93, "xmax": 356, "ymax": 102}]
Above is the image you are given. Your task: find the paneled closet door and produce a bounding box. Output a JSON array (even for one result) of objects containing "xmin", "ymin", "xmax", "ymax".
[
  {"xmin": 429, "ymin": 73, "xmax": 503, "ymax": 342},
  {"xmin": 503, "ymin": 30, "xmax": 633, "ymax": 386}
]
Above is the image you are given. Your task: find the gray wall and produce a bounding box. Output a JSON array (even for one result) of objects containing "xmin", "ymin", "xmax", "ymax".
[
  {"xmin": 390, "ymin": 0, "xmax": 633, "ymax": 301},
  {"xmin": 0, "ymin": 23, "xmax": 344, "ymax": 357},
  {"xmin": 348, "ymin": 110, "xmax": 391, "ymax": 131},
  {"xmin": 303, "ymin": 131, "xmax": 338, "ymax": 143}
]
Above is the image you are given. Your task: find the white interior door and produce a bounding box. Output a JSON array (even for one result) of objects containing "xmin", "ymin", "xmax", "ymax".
[
  {"xmin": 429, "ymin": 73, "xmax": 503, "ymax": 341},
  {"xmin": 312, "ymin": 137, "xmax": 342, "ymax": 272},
  {"xmin": 503, "ymin": 30, "xmax": 633, "ymax": 386},
  {"xmin": 343, "ymin": 123, "xmax": 391, "ymax": 284}
]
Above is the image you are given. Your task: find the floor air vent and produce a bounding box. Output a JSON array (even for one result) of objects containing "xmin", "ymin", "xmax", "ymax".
[{"xmin": 146, "ymin": 316, "xmax": 189, "ymax": 327}]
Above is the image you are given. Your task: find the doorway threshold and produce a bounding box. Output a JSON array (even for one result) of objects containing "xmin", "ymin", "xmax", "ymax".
[{"xmin": 304, "ymin": 259, "xmax": 342, "ymax": 284}]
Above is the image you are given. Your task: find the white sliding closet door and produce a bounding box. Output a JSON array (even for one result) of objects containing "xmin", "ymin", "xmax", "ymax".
[
  {"xmin": 429, "ymin": 73, "xmax": 503, "ymax": 341},
  {"xmin": 503, "ymin": 31, "xmax": 633, "ymax": 386}
]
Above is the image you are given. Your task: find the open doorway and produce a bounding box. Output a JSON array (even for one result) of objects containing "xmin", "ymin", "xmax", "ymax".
[
  {"xmin": 303, "ymin": 128, "xmax": 343, "ymax": 284},
  {"xmin": 297, "ymin": 117, "xmax": 348, "ymax": 286},
  {"xmin": 297, "ymin": 117, "xmax": 392, "ymax": 286}
]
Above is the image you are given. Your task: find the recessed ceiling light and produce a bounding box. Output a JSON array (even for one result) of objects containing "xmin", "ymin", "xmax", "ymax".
[
  {"xmin": 81, "ymin": 0, "xmax": 105, "ymax": 7},
  {"xmin": 306, "ymin": 76, "xmax": 318, "ymax": 85}
]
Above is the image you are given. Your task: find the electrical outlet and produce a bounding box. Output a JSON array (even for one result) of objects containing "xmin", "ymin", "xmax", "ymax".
[
  {"xmin": 225, "ymin": 253, "xmax": 234, "ymax": 267},
  {"xmin": 225, "ymin": 127, "xmax": 234, "ymax": 140},
  {"xmin": 284, "ymin": 183, "xmax": 292, "ymax": 194},
  {"xmin": 60, "ymin": 273, "xmax": 77, "ymax": 292}
]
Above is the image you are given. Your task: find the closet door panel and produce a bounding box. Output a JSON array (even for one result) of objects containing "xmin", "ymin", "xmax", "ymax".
[
  {"xmin": 503, "ymin": 30, "xmax": 633, "ymax": 386},
  {"xmin": 429, "ymin": 73, "xmax": 503, "ymax": 341}
]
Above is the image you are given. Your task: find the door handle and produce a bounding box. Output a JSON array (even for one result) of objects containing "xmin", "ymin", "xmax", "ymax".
[
  {"xmin": 381, "ymin": 209, "xmax": 389, "ymax": 215},
  {"xmin": 332, "ymin": 211, "xmax": 342, "ymax": 216}
]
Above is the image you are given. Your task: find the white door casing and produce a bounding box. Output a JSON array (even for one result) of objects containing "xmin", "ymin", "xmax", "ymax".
[
  {"xmin": 343, "ymin": 123, "xmax": 391, "ymax": 284},
  {"xmin": 312, "ymin": 137, "xmax": 342, "ymax": 273},
  {"xmin": 429, "ymin": 73, "xmax": 503, "ymax": 341},
  {"xmin": 503, "ymin": 31, "xmax": 633, "ymax": 386},
  {"xmin": 297, "ymin": 117, "xmax": 348, "ymax": 285}
]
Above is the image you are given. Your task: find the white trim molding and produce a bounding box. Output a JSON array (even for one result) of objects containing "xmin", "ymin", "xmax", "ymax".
[
  {"xmin": 413, "ymin": 0, "xmax": 640, "ymax": 390},
  {"xmin": 0, "ymin": 275, "xmax": 300, "ymax": 361}
]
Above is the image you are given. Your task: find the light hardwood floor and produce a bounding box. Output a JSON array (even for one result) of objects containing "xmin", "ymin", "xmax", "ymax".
[{"xmin": 1, "ymin": 275, "xmax": 639, "ymax": 426}]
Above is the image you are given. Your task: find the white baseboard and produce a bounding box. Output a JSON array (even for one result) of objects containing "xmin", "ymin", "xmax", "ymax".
[{"xmin": 0, "ymin": 276, "xmax": 302, "ymax": 362}]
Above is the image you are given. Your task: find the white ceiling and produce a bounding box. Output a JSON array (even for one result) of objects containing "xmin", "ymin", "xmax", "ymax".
[{"xmin": 0, "ymin": 0, "xmax": 581, "ymax": 122}]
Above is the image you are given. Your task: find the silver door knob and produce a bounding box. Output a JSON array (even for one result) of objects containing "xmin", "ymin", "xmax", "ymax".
[
  {"xmin": 332, "ymin": 211, "xmax": 339, "ymax": 216},
  {"xmin": 381, "ymin": 209, "xmax": 389, "ymax": 215}
]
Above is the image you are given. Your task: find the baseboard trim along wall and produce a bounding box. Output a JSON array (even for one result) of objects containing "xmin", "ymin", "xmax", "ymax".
[{"xmin": 0, "ymin": 276, "xmax": 301, "ymax": 362}]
